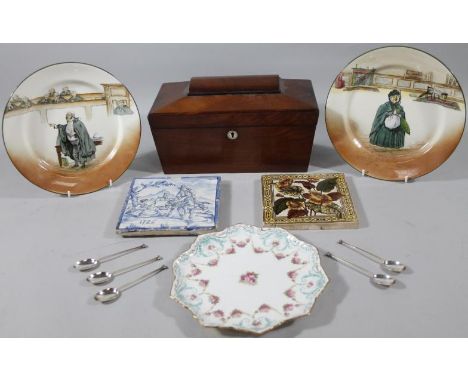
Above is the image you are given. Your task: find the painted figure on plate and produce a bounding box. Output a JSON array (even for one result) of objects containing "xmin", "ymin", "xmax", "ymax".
[
  {"xmin": 113, "ymin": 100, "xmax": 133, "ymax": 115},
  {"xmin": 369, "ymin": 89, "xmax": 411, "ymax": 149},
  {"xmin": 50, "ymin": 112, "xmax": 96, "ymax": 168}
]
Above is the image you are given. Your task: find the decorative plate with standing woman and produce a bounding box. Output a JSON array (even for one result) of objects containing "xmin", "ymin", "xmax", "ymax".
[
  {"xmin": 325, "ymin": 46, "xmax": 465, "ymax": 181},
  {"xmin": 370, "ymin": 89, "xmax": 410, "ymax": 149}
]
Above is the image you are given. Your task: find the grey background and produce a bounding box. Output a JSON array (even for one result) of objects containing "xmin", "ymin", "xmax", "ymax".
[{"xmin": 0, "ymin": 44, "xmax": 467, "ymax": 337}]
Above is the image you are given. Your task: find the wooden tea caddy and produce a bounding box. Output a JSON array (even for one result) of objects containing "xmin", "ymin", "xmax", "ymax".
[{"xmin": 148, "ymin": 75, "xmax": 319, "ymax": 173}]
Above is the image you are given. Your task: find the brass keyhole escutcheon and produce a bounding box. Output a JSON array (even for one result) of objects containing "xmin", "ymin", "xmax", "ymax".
[{"xmin": 227, "ymin": 130, "xmax": 238, "ymax": 140}]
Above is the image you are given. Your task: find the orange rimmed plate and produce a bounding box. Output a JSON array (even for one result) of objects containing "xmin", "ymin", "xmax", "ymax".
[
  {"xmin": 2, "ymin": 62, "xmax": 141, "ymax": 195},
  {"xmin": 325, "ymin": 46, "xmax": 465, "ymax": 181}
]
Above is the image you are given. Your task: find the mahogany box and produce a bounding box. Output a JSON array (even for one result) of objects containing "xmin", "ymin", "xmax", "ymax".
[{"xmin": 148, "ymin": 75, "xmax": 319, "ymax": 173}]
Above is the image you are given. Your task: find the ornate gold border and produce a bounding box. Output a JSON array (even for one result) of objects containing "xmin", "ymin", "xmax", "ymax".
[{"xmin": 261, "ymin": 173, "xmax": 358, "ymax": 228}]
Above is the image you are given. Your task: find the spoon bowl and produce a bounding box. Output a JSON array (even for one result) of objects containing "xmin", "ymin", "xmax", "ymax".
[
  {"xmin": 87, "ymin": 271, "xmax": 113, "ymax": 285},
  {"xmin": 95, "ymin": 288, "xmax": 121, "ymax": 303},
  {"xmin": 73, "ymin": 244, "xmax": 148, "ymax": 272},
  {"xmin": 325, "ymin": 252, "xmax": 395, "ymax": 288},
  {"xmin": 384, "ymin": 260, "xmax": 406, "ymax": 273},
  {"xmin": 372, "ymin": 274, "xmax": 395, "ymax": 287},
  {"xmin": 94, "ymin": 265, "xmax": 168, "ymax": 304},
  {"xmin": 74, "ymin": 258, "xmax": 99, "ymax": 272},
  {"xmin": 86, "ymin": 256, "xmax": 163, "ymax": 285}
]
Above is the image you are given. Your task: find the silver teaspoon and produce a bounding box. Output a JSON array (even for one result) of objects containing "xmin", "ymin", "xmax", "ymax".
[
  {"xmin": 94, "ymin": 265, "xmax": 168, "ymax": 304},
  {"xmin": 74, "ymin": 244, "xmax": 148, "ymax": 272},
  {"xmin": 338, "ymin": 240, "xmax": 406, "ymax": 273},
  {"xmin": 87, "ymin": 256, "xmax": 162, "ymax": 285},
  {"xmin": 324, "ymin": 252, "xmax": 395, "ymax": 287}
]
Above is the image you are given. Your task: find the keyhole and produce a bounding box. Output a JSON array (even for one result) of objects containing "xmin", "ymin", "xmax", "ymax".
[{"xmin": 227, "ymin": 130, "xmax": 238, "ymax": 140}]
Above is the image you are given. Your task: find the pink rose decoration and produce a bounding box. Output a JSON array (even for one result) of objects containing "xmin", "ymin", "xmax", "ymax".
[
  {"xmin": 213, "ymin": 310, "xmax": 224, "ymax": 318},
  {"xmin": 208, "ymin": 259, "xmax": 218, "ymax": 266},
  {"xmin": 283, "ymin": 303, "xmax": 294, "ymax": 312},
  {"xmin": 230, "ymin": 309, "xmax": 243, "ymax": 318},
  {"xmin": 272, "ymin": 240, "xmax": 280, "ymax": 247},
  {"xmin": 207, "ymin": 245, "xmax": 215, "ymax": 250},
  {"xmin": 291, "ymin": 255, "xmax": 302, "ymax": 264},
  {"xmin": 190, "ymin": 294, "xmax": 197, "ymax": 300},
  {"xmin": 191, "ymin": 268, "xmax": 202, "ymax": 276},
  {"xmin": 199, "ymin": 280, "xmax": 209, "ymax": 287},
  {"xmin": 209, "ymin": 295, "xmax": 220, "ymax": 304},
  {"xmin": 239, "ymin": 271, "xmax": 259, "ymax": 285},
  {"xmin": 236, "ymin": 241, "xmax": 247, "ymax": 248},
  {"xmin": 258, "ymin": 304, "xmax": 271, "ymax": 313},
  {"xmin": 225, "ymin": 246, "xmax": 236, "ymax": 254},
  {"xmin": 284, "ymin": 288, "xmax": 295, "ymax": 298},
  {"xmin": 252, "ymin": 320, "xmax": 261, "ymax": 327},
  {"xmin": 275, "ymin": 253, "xmax": 286, "ymax": 260},
  {"xmin": 307, "ymin": 281, "xmax": 315, "ymax": 288},
  {"xmin": 287, "ymin": 270, "xmax": 297, "ymax": 281},
  {"xmin": 253, "ymin": 247, "xmax": 264, "ymax": 253}
]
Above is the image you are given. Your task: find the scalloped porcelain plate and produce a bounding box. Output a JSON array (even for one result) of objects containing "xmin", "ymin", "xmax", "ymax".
[
  {"xmin": 2, "ymin": 62, "xmax": 141, "ymax": 195},
  {"xmin": 326, "ymin": 46, "xmax": 465, "ymax": 181},
  {"xmin": 171, "ymin": 224, "xmax": 329, "ymax": 334}
]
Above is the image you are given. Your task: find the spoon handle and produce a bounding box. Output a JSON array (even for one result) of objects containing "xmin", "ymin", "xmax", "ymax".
[
  {"xmin": 112, "ymin": 256, "xmax": 162, "ymax": 277},
  {"xmin": 118, "ymin": 265, "xmax": 168, "ymax": 292},
  {"xmin": 324, "ymin": 252, "xmax": 373, "ymax": 278},
  {"xmin": 338, "ymin": 240, "xmax": 384, "ymax": 264},
  {"xmin": 99, "ymin": 244, "xmax": 148, "ymax": 263}
]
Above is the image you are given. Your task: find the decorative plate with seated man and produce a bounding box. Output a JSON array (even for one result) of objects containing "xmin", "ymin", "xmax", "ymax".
[{"xmin": 2, "ymin": 62, "xmax": 141, "ymax": 194}]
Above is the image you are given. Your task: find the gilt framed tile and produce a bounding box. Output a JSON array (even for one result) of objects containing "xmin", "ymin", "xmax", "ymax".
[{"xmin": 262, "ymin": 173, "xmax": 358, "ymax": 230}]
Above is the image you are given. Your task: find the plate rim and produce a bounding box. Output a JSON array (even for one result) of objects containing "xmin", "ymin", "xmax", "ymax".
[
  {"xmin": 324, "ymin": 44, "xmax": 466, "ymax": 181},
  {"xmin": 1, "ymin": 61, "xmax": 142, "ymax": 195}
]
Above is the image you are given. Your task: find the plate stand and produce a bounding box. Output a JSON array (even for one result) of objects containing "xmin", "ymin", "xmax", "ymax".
[
  {"xmin": 362, "ymin": 169, "xmax": 411, "ymax": 183},
  {"xmin": 65, "ymin": 179, "xmax": 113, "ymax": 197}
]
